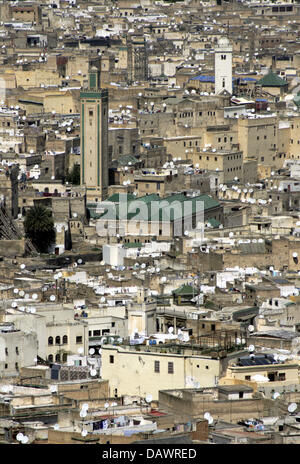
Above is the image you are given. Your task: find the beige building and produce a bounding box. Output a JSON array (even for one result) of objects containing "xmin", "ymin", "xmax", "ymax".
[
  {"xmin": 101, "ymin": 344, "xmax": 221, "ymax": 400},
  {"xmin": 238, "ymin": 115, "xmax": 278, "ymax": 170},
  {"xmin": 191, "ymin": 148, "xmax": 243, "ymax": 183}
]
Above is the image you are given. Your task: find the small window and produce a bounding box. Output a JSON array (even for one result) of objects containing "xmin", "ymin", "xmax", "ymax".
[
  {"xmin": 110, "ymin": 355, "xmax": 114, "ymax": 364},
  {"xmin": 62, "ymin": 335, "xmax": 68, "ymax": 344},
  {"xmin": 93, "ymin": 330, "xmax": 101, "ymax": 336},
  {"xmin": 16, "ymin": 347, "xmax": 19, "ymax": 355},
  {"xmin": 48, "ymin": 355, "xmax": 53, "ymax": 362},
  {"xmin": 154, "ymin": 361, "xmax": 160, "ymax": 373},
  {"xmin": 15, "ymin": 362, "xmax": 19, "ymax": 370},
  {"xmin": 48, "ymin": 337, "xmax": 53, "ymax": 346},
  {"xmin": 5, "ymin": 348, "xmax": 8, "ymax": 356},
  {"xmin": 76, "ymin": 336, "xmax": 82, "ymax": 344},
  {"xmin": 89, "ymin": 110, "xmax": 93, "ymax": 117},
  {"xmin": 55, "ymin": 336, "xmax": 61, "ymax": 345},
  {"xmin": 168, "ymin": 362, "xmax": 174, "ymax": 374}
]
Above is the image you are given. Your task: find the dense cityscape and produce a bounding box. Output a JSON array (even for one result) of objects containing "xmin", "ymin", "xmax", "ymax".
[{"xmin": 0, "ymin": 0, "xmax": 299, "ymax": 446}]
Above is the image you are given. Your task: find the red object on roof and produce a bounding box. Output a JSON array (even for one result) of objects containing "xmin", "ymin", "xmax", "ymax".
[{"xmin": 149, "ymin": 409, "xmax": 167, "ymax": 416}]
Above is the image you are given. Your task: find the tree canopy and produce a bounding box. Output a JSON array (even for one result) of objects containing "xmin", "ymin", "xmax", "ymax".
[{"xmin": 24, "ymin": 205, "xmax": 55, "ymax": 253}]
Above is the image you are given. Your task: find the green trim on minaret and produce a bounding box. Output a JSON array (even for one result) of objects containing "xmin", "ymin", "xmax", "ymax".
[
  {"xmin": 97, "ymin": 103, "xmax": 100, "ymax": 187},
  {"xmin": 81, "ymin": 103, "xmax": 84, "ymax": 184}
]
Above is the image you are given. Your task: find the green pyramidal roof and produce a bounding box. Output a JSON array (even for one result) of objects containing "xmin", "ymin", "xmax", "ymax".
[
  {"xmin": 172, "ymin": 284, "xmax": 199, "ymax": 296},
  {"xmin": 256, "ymin": 70, "xmax": 287, "ymax": 87}
]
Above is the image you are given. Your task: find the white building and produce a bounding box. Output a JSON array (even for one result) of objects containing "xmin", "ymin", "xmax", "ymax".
[{"xmin": 214, "ymin": 37, "xmax": 232, "ymax": 95}]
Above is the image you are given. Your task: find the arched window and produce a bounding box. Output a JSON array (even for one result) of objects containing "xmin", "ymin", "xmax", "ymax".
[
  {"xmin": 63, "ymin": 335, "xmax": 68, "ymax": 345},
  {"xmin": 55, "ymin": 353, "xmax": 60, "ymax": 362},
  {"xmin": 55, "ymin": 336, "xmax": 61, "ymax": 345},
  {"xmin": 62, "ymin": 353, "xmax": 67, "ymax": 362},
  {"xmin": 48, "ymin": 354, "xmax": 53, "ymax": 362},
  {"xmin": 48, "ymin": 337, "xmax": 53, "ymax": 345}
]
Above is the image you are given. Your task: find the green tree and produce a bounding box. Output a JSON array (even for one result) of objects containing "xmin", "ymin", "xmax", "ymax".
[
  {"xmin": 66, "ymin": 164, "xmax": 80, "ymax": 185},
  {"xmin": 24, "ymin": 205, "xmax": 55, "ymax": 253}
]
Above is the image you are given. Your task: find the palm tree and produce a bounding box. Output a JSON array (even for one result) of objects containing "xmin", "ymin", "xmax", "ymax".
[{"xmin": 24, "ymin": 205, "xmax": 55, "ymax": 253}]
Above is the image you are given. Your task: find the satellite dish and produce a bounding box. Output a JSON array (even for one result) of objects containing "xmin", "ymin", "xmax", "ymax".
[
  {"xmin": 32, "ymin": 293, "xmax": 38, "ymax": 300},
  {"xmin": 50, "ymin": 295, "xmax": 56, "ymax": 302},
  {"xmin": 81, "ymin": 430, "xmax": 88, "ymax": 437},
  {"xmin": 248, "ymin": 325, "xmax": 254, "ymax": 332},
  {"xmin": 20, "ymin": 264, "xmax": 25, "ymax": 270},
  {"xmin": 79, "ymin": 410, "xmax": 87, "ymax": 418},
  {"xmin": 273, "ymin": 392, "xmax": 280, "ymax": 400},
  {"xmin": 145, "ymin": 394, "xmax": 153, "ymax": 403},
  {"xmin": 90, "ymin": 369, "xmax": 97, "ymax": 377},
  {"xmin": 248, "ymin": 345, "xmax": 255, "ymax": 352},
  {"xmin": 168, "ymin": 327, "xmax": 174, "ymax": 334},
  {"xmin": 208, "ymin": 416, "xmax": 214, "ymax": 425},
  {"xmin": 19, "ymin": 290, "xmax": 25, "ymax": 297},
  {"xmin": 82, "ymin": 403, "xmax": 89, "ymax": 411},
  {"xmin": 178, "ymin": 333, "xmax": 184, "ymax": 340},
  {"xmin": 53, "ymin": 424, "xmax": 60, "ymax": 430},
  {"xmin": 288, "ymin": 403, "xmax": 297, "ymax": 413},
  {"xmin": 11, "ymin": 302, "xmax": 17, "ymax": 308},
  {"xmin": 77, "ymin": 259, "xmax": 82, "ymax": 264},
  {"xmin": 204, "ymin": 412, "xmax": 211, "ymax": 420},
  {"xmin": 16, "ymin": 433, "xmax": 24, "ymax": 441},
  {"xmin": 21, "ymin": 435, "xmax": 29, "ymax": 444},
  {"xmin": 236, "ymin": 337, "xmax": 241, "ymax": 345},
  {"xmin": 104, "ymin": 402, "xmax": 109, "ymax": 409},
  {"xmin": 89, "ymin": 348, "xmax": 95, "ymax": 355},
  {"xmin": 13, "ymin": 288, "xmax": 19, "ymax": 294},
  {"xmin": 78, "ymin": 347, "xmax": 84, "ymax": 355}
]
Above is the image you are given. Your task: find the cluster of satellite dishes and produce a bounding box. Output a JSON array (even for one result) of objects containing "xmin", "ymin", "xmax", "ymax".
[
  {"xmin": 204, "ymin": 412, "xmax": 214, "ymax": 425},
  {"xmin": 16, "ymin": 433, "xmax": 29, "ymax": 444},
  {"xmin": 288, "ymin": 403, "xmax": 297, "ymax": 414}
]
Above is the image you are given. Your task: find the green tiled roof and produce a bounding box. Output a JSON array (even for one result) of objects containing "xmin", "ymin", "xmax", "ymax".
[
  {"xmin": 256, "ymin": 70, "xmax": 287, "ymax": 87},
  {"xmin": 207, "ymin": 217, "xmax": 220, "ymax": 228},
  {"xmin": 107, "ymin": 193, "xmax": 135, "ymax": 203},
  {"xmin": 172, "ymin": 284, "xmax": 198, "ymax": 296},
  {"xmin": 116, "ymin": 154, "xmax": 140, "ymax": 167},
  {"xmin": 123, "ymin": 242, "xmax": 144, "ymax": 248},
  {"xmin": 99, "ymin": 193, "xmax": 220, "ymax": 222}
]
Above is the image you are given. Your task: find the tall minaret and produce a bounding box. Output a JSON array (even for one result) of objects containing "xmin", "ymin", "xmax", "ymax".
[
  {"xmin": 80, "ymin": 62, "xmax": 109, "ymax": 202},
  {"xmin": 214, "ymin": 36, "xmax": 233, "ymax": 95}
]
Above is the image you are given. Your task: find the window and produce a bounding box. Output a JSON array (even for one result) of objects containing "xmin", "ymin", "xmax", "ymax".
[
  {"xmin": 15, "ymin": 362, "xmax": 19, "ymax": 370},
  {"xmin": 221, "ymin": 55, "xmax": 226, "ymax": 60},
  {"xmin": 55, "ymin": 336, "xmax": 61, "ymax": 345},
  {"xmin": 5, "ymin": 348, "xmax": 8, "ymax": 355},
  {"xmin": 245, "ymin": 375, "xmax": 251, "ymax": 381},
  {"xmin": 48, "ymin": 355, "xmax": 53, "ymax": 362},
  {"xmin": 110, "ymin": 355, "xmax": 114, "ymax": 364},
  {"xmin": 168, "ymin": 362, "xmax": 174, "ymax": 374},
  {"xmin": 48, "ymin": 337, "xmax": 53, "ymax": 346},
  {"xmin": 154, "ymin": 361, "xmax": 160, "ymax": 373},
  {"xmin": 62, "ymin": 335, "xmax": 68, "ymax": 344},
  {"xmin": 16, "ymin": 347, "xmax": 19, "ymax": 355},
  {"xmin": 157, "ymin": 182, "xmax": 161, "ymax": 190},
  {"xmin": 76, "ymin": 336, "xmax": 83, "ymax": 344},
  {"xmin": 93, "ymin": 330, "xmax": 101, "ymax": 336},
  {"xmin": 4, "ymin": 364, "xmax": 8, "ymax": 369},
  {"xmin": 55, "ymin": 354, "xmax": 60, "ymax": 362},
  {"xmin": 62, "ymin": 353, "xmax": 67, "ymax": 362},
  {"xmin": 89, "ymin": 110, "xmax": 93, "ymax": 117},
  {"xmin": 112, "ymin": 322, "xmax": 115, "ymax": 328},
  {"xmin": 239, "ymin": 391, "xmax": 244, "ymax": 399}
]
